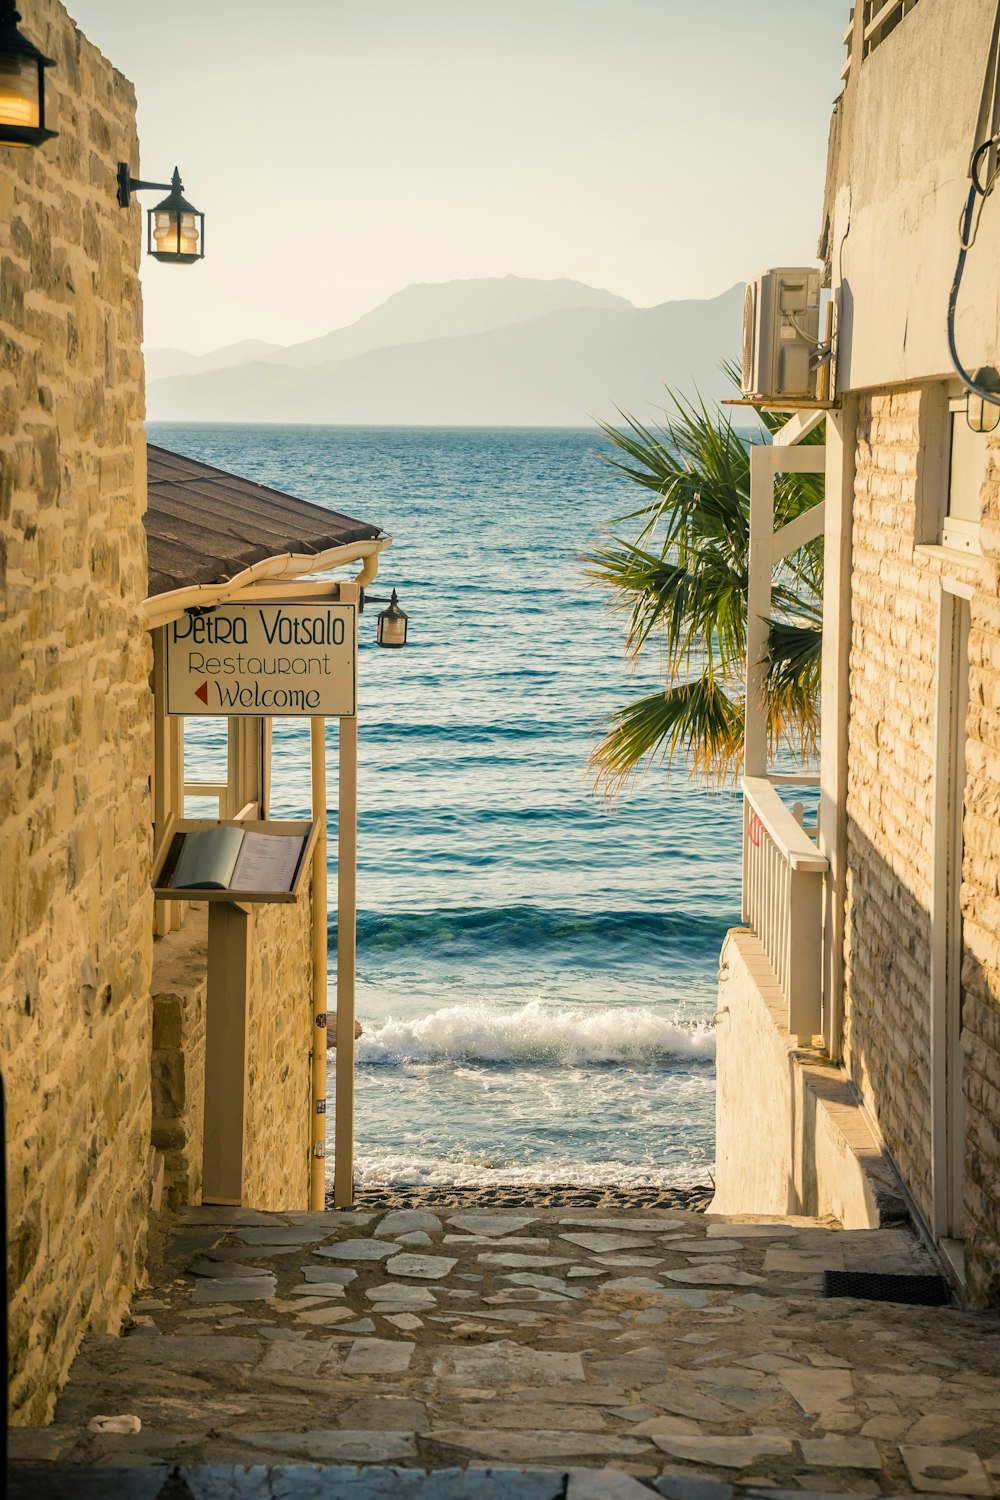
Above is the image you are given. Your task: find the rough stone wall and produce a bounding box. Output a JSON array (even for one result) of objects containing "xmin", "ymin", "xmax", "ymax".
[
  {"xmin": 243, "ymin": 894, "xmax": 313, "ymax": 1209},
  {"xmin": 844, "ymin": 389, "xmax": 1000, "ymax": 1304},
  {"xmin": 151, "ymin": 910, "xmax": 208, "ymax": 1209},
  {"xmin": 149, "ymin": 896, "xmax": 313, "ymax": 1213},
  {"xmin": 964, "ymin": 435, "xmax": 1000, "ymax": 1306},
  {"xmin": 0, "ymin": 1, "xmax": 151, "ymax": 1422},
  {"xmin": 843, "ymin": 390, "xmax": 936, "ymax": 1218}
]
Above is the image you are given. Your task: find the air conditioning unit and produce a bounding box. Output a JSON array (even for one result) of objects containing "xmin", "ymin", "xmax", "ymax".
[{"xmin": 741, "ymin": 268, "xmax": 822, "ymax": 402}]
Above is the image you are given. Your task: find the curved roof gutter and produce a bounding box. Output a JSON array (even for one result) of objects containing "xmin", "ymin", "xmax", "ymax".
[{"xmin": 142, "ymin": 536, "xmax": 392, "ymax": 631}]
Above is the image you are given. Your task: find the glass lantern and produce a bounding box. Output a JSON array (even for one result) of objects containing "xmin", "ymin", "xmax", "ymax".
[
  {"xmin": 376, "ymin": 590, "xmax": 409, "ymax": 648},
  {"xmin": 0, "ymin": 1, "xmax": 56, "ymax": 148},
  {"xmin": 967, "ymin": 367, "xmax": 1000, "ymax": 435},
  {"xmin": 147, "ymin": 169, "xmax": 204, "ymax": 264}
]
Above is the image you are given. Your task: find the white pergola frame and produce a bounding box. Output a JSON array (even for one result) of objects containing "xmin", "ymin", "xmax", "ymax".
[{"xmin": 146, "ymin": 541, "xmax": 390, "ymax": 1211}]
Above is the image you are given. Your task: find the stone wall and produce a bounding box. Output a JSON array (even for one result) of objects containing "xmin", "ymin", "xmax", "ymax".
[
  {"xmin": 244, "ymin": 894, "xmax": 313, "ymax": 1209},
  {"xmin": 843, "ymin": 390, "xmax": 936, "ymax": 1216},
  {"xmin": 150, "ymin": 897, "xmax": 313, "ymax": 1212},
  {"xmin": 151, "ymin": 912, "xmax": 208, "ymax": 1209},
  {"xmin": 963, "ymin": 435, "xmax": 1000, "ymax": 1306},
  {"xmin": 0, "ymin": 0, "xmax": 151, "ymax": 1422},
  {"xmin": 843, "ymin": 389, "xmax": 1000, "ymax": 1304}
]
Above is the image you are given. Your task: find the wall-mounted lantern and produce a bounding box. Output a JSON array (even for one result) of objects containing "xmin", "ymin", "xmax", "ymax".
[
  {"xmin": 364, "ymin": 589, "xmax": 409, "ymax": 648},
  {"xmin": 0, "ymin": 0, "xmax": 55, "ymax": 148},
  {"xmin": 966, "ymin": 366, "xmax": 1000, "ymax": 434},
  {"xmin": 117, "ymin": 163, "xmax": 204, "ymax": 264}
]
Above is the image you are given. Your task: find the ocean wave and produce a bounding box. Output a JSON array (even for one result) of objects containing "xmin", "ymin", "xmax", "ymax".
[
  {"xmin": 355, "ymin": 999, "xmax": 715, "ymax": 1068},
  {"xmin": 342, "ymin": 904, "xmax": 724, "ymax": 956},
  {"xmin": 351, "ymin": 1151, "xmax": 714, "ymax": 1190}
]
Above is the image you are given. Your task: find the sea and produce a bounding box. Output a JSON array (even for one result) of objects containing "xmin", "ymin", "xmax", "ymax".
[{"xmin": 147, "ymin": 423, "xmax": 744, "ymax": 1193}]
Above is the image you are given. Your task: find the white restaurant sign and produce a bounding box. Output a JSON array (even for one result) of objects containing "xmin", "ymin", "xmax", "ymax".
[{"xmin": 165, "ymin": 601, "xmax": 357, "ymax": 718}]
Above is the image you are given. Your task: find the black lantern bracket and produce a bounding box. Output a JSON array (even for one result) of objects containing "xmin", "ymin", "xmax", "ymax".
[
  {"xmin": 362, "ymin": 588, "xmax": 410, "ymax": 649},
  {"xmin": 117, "ymin": 162, "xmax": 176, "ymax": 208},
  {"xmin": 0, "ymin": 0, "xmax": 56, "ymax": 149},
  {"xmin": 116, "ymin": 162, "xmax": 205, "ymax": 263}
]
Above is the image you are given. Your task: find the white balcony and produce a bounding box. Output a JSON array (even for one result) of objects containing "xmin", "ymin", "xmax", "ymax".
[
  {"xmin": 741, "ymin": 422, "xmax": 828, "ymax": 1042},
  {"xmin": 742, "ymin": 773, "xmax": 827, "ymax": 1040}
]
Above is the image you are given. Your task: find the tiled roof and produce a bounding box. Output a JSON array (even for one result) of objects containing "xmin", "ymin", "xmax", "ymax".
[{"xmin": 145, "ymin": 444, "xmax": 383, "ymax": 598}]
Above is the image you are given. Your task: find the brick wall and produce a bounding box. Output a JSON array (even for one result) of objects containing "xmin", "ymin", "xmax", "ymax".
[
  {"xmin": 844, "ymin": 389, "xmax": 1000, "ymax": 1304},
  {"xmin": 0, "ymin": 0, "xmax": 152, "ymax": 1421}
]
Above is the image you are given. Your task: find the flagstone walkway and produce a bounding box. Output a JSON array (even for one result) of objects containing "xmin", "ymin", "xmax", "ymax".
[{"xmin": 10, "ymin": 1203, "xmax": 1000, "ymax": 1497}]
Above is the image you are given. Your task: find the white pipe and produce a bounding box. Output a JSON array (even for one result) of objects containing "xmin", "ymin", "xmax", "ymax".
[
  {"xmin": 309, "ymin": 718, "xmax": 328, "ymax": 1210},
  {"xmin": 334, "ymin": 586, "xmax": 360, "ymax": 1209},
  {"xmin": 354, "ymin": 551, "xmax": 380, "ymax": 587}
]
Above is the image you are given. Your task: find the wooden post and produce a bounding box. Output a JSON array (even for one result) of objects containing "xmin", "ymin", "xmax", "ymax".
[
  {"xmin": 202, "ymin": 902, "xmax": 252, "ymax": 1204},
  {"xmin": 309, "ymin": 717, "xmax": 328, "ymax": 1211},
  {"xmin": 334, "ymin": 712, "xmax": 358, "ymax": 1208}
]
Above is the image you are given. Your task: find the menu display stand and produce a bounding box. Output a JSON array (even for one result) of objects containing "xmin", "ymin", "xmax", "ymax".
[{"xmin": 153, "ymin": 816, "xmax": 319, "ymax": 1204}]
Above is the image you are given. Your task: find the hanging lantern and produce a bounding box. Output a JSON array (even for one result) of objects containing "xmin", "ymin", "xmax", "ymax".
[
  {"xmin": 967, "ymin": 366, "xmax": 1000, "ymax": 434},
  {"xmin": 376, "ymin": 589, "xmax": 409, "ymax": 649},
  {"xmin": 0, "ymin": 0, "xmax": 56, "ymax": 149},
  {"xmin": 117, "ymin": 162, "xmax": 205, "ymax": 265}
]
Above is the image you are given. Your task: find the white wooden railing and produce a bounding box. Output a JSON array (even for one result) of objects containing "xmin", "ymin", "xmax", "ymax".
[
  {"xmin": 842, "ymin": 1, "xmax": 921, "ymax": 81},
  {"xmin": 742, "ymin": 775, "xmax": 828, "ymax": 1041}
]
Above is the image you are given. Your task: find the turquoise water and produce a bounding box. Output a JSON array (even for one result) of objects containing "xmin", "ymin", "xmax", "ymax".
[{"xmin": 148, "ymin": 423, "xmax": 742, "ymax": 1189}]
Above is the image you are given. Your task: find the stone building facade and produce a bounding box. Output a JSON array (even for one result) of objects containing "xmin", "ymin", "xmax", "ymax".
[
  {"xmin": 0, "ymin": 0, "xmax": 152, "ymax": 1423},
  {"xmin": 842, "ymin": 388, "xmax": 1000, "ymax": 1304},
  {"xmin": 1, "ymin": 0, "xmax": 365, "ymax": 1422},
  {"xmin": 714, "ymin": 0, "xmax": 1000, "ymax": 1306}
]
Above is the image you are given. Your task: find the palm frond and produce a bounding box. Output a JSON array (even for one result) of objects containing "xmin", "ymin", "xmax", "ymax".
[
  {"xmin": 589, "ymin": 678, "xmax": 745, "ymax": 795},
  {"xmin": 765, "ymin": 618, "xmax": 822, "ymax": 760},
  {"xmin": 586, "ymin": 365, "xmax": 824, "ymax": 790}
]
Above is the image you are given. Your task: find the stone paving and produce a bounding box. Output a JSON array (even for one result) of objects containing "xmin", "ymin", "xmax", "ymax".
[{"xmin": 10, "ymin": 1204, "xmax": 1000, "ymax": 1497}]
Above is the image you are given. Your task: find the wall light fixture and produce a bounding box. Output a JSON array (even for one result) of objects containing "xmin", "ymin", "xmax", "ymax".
[
  {"xmin": 117, "ymin": 163, "xmax": 204, "ymax": 264},
  {"xmin": 0, "ymin": 0, "xmax": 55, "ymax": 148}
]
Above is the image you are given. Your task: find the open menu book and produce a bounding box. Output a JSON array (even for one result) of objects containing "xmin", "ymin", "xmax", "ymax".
[{"xmin": 165, "ymin": 826, "xmax": 308, "ymax": 893}]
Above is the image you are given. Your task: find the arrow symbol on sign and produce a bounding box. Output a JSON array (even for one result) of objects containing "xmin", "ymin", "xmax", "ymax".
[{"xmin": 194, "ymin": 681, "xmax": 209, "ymax": 705}]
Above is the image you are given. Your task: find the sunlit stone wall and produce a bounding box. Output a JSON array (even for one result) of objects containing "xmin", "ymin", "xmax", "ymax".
[
  {"xmin": 151, "ymin": 901, "xmax": 312, "ymax": 1211},
  {"xmin": 961, "ymin": 434, "xmax": 1000, "ymax": 1307},
  {"xmin": 244, "ymin": 895, "xmax": 313, "ymax": 1208},
  {"xmin": 843, "ymin": 390, "xmax": 936, "ymax": 1219},
  {"xmin": 0, "ymin": 0, "xmax": 152, "ymax": 1421},
  {"xmin": 844, "ymin": 389, "xmax": 1000, "ymax": 1306}
]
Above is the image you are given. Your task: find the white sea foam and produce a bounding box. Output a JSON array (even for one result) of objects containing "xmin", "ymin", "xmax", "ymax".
[
  {"xmin": 352, "ymin": 1152, "xmax": 714, "ymax": 1190},
  {"xmin": 355, "ymin": 999, "xmax": 715, "ymax": 1068}
]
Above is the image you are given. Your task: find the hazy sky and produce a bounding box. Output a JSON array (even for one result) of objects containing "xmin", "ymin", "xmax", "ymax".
[{"xmin": 64, "ymin": 0, "xmax": 847, "ymax": 353}]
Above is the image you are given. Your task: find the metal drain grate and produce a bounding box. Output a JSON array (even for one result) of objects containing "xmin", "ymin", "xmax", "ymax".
[{"xmin": 822, "ymin": 1270, "xmax": 950, "ymax": 1306}]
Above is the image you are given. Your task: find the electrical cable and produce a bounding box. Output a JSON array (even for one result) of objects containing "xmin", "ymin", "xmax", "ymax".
[
  {"xmin": 786, "ymin": 311, "xmax": 823, "ymax": 347},
  {"xmin": 948, "ymin": 134, "xmax": 1000, "ymax": 404},
  {"xmin": 947, "ymin": 0, "xmax": 1000, "ymax": 407}
]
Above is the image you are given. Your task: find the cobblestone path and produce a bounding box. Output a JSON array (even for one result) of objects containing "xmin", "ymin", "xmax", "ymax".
[{"xmin": 10, "ymin": 1203, "xmax": 1000, "ymax": 1498}]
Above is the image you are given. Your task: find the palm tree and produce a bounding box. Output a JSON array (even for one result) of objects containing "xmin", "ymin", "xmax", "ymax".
[{"xmin": 586, "ymin": 382, "xmax": 824, "ymax": 794}]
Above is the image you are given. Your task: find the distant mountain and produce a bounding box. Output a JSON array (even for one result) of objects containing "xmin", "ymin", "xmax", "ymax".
[
  {"xmin": 144, "ymin": 277, "xmax": 631, "ymax": 387},
  {"xmin": 145, "ymin": 338, "xmax": 286, "ymax": 383},
  {"xmin": 145, "ymin": 279, "xmax": 745, "ymax": 427},
  {"xmin": 270, "ymin": 276, "xmax": 633, "ymax": 368}
]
